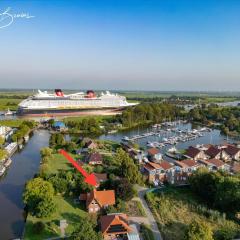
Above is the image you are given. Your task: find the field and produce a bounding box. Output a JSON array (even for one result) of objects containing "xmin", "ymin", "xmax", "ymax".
[{"xmin": 146, "ymin": 187, "xmax": 239, "ymax": 240}]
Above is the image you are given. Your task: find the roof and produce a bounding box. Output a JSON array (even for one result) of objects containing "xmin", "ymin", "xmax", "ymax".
[
  {"xmin": 159, "ymin": 161, "xmax": 174, "ymax": 170},
  {"xmin": 53, "ymin": 121, "xmax": 66, "ymax": 128},
  {"xmin": 93, "ymin": 173, "xmax": 108, "ymax": 184},
  {"xmin": 87, "ymin": 152, "xmax": 103, "ymax": 163},
  {"xmin": 147, "ymin": 148, "xmax": 160, "ymax": 155},
  {"xmin": 207, "ymin": 158, "xmax": 225, "ymax": 168},
  {"xmin": 205, "ymin": 146, "xmax": 221, "ymax": 158},
  {"xmin": 185, "ymin": 146, "xmax": 201, "ymax": 158},
  {"xmin": 198, "ymin": 159, "xmax": 212, "ymax": 166},
  {"xmin": 224, "ymin": 145, "xmax": 240, "ymax": 156},
  {"xmin": 86, "ymin": 189, "xmax": 115, "ymax": 208},
  {"xmin": 100, "ymin": 214, "xmax": 132, "ymax": 235},
  {"xmin": 176, "ymin": 159, "xmax": 198, "ymax": 168}
]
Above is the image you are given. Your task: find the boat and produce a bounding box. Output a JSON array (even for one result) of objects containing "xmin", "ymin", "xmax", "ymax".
[
  {"xmin": 17, "ymin": 89, "xmax": 138, "ymax": 116},
  {"xmin": 3, "ymin": 158, "xmax": 12, "ymax": 168},
  {"xmin": 0, "ymin": 165, "xmax": 6, "ymax": 177},
  {"xmin": 3, "ymin": 108, "xmax": 14, "ymax": 116}
]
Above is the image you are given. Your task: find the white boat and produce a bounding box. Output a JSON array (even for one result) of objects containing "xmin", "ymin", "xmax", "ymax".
[
  {"xmin": 0, "ymin": 165, "xmax": 6, "ymax": 176},
  {"xmin": 3, "ymin": 108, "xmax": 14, "ymax": 116},
  {"xmin": 4, "ymin": 158, "xmax": 12, "ymax": 168}
]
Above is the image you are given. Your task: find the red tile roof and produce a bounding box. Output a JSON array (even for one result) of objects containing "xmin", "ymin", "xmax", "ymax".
[
  {"xmin": 100, "ymin": 214, "xmax": 132, "ymax": 235},
  {"xmin": 85, "ymin": 189, "xmax": 115, "ymax": 208},
  {"xmin": 205, "ymin": 146, "xmax": 221, "ymax": 158},
  {"xmin": 147, "ymin": 148, "xmax": 160, "ymax": 155},
  {"xmin": 179, "ymin": 159, "xmax": 198, "ymax": 168},
  {"xmin": 159, "ymin": 161, "xmax": 174, "ymax": 170},
  {"xmin": 206, "ymin": 158, "xmax": 225, "ymax": 168},
  {"xmin": 185, "ymin": 146, "xmax": 201, "ymax": 158}
]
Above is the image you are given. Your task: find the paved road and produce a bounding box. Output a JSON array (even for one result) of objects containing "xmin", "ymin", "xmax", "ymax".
[{"xmin": 134, "ymin": 186, "xmax": 162, "ymax": 240}]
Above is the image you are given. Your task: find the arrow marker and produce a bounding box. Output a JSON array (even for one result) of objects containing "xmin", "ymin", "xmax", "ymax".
[{"xmin": 59, "ymin": 149, "xmax": 97, "ymax": 187}]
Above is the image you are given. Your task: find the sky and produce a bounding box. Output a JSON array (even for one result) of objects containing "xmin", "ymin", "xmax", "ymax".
[{"xmin": 0, "ymin": 0, "xmax": 240, "ymax": 91}]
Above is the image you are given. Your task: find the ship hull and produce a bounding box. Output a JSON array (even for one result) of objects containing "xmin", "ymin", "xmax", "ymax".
[{"xmin": 17, "ymin": 107, "xmax": 124, "ymax": 117}]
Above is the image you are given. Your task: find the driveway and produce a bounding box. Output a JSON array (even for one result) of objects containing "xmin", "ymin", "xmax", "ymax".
[{"xmin": 132, "ymin": 186, "xmax": 162, "ymax": 240}]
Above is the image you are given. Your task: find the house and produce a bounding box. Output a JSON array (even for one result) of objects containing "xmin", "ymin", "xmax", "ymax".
[
  {"xmin": 205, "ymin": 146, "xmax": 221, "ymax": 159},
  {"xmin": 143, "ymin": 160, "xmax": 174, "ymax": 185},
  {"xmin": 79, "ymin": 138, "xmax": 98, "ymax": 152},
  {"xmin": 231, "ymin": 162, "xmax": 240, "ymax": 174},
  {"xmin": 52, "ymin": 121, "xmax": 67, "ymax": 131},
  {"xmin": 185, "ymin": 146, "xmax": 207, "ymax": 160},
  {"xmin": 86, "ymin": 152, "xmax": 103, "ymax": 165},
  {"xmin": 224, "ymin": 145, "xmax": 240, "ymax": 161},
  {"xmin": 93, "ymin": 173, "xmax": 108, "ymax": 187},
  {"xmin": 80, "ymin": 189, "xmax": 115, "ymax": 213},
  {"xmin": 147, "ymin": 148, "xmax": 162, "ymax": 162},
  {"xmin": 100, "ymin": 213, "xmax": 132, "ymax": 240},
  {"xmin": 175, "ymin": 159, "xmax": 200, "ymax": 173},
  {"xmin": 198, "ymin": 159, "xmax": 230, "ymax": 172}
]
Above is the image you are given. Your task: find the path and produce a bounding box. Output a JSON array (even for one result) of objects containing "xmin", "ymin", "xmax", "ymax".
[{"xmin": 132, "ymin": 186, "xmax": 162, "ymax": 240}]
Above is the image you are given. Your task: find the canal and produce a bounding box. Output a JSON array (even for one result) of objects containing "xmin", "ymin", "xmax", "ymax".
[{"xmin": 0, "ymin": 130, "xmax": 50, "ymax": 240}]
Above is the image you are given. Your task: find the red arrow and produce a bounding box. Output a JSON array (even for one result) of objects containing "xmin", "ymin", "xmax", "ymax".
[{"xmin": 59, "ymin": 149, "xmax": 97, "ymax": 187}]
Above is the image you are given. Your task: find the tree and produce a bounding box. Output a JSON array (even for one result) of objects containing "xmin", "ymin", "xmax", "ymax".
[
  {"xmin": 115, "ymin": 149, "xmax": 142, "ymax": 184},
  {"xmin": 49, "ymin": 133, "xmax": 65, "ymax": 148},
  {"xmin": 0, "ymin": 136, "xmax": 5, "ymax": 146},
  {"xmin": 71, "ymin": 218, "xmax": 102, "ymax": 240},
  {"xmin": 114, "ymin": 179, "xmax": 135, "ymax": 201},
  {"xmin": 0, "ymin": 149, "xmax": 8, "ymax": 161},
  {"xmin": 40, "ymin": 147, "xmax": 53, "ymax": 158},
  {"xmin": 184, "ymin": 220, "xmax": 214, "ymax": 240},
  {"xmin": 23, "ymin": 177, "xmax": 56, "ymax": 217}
]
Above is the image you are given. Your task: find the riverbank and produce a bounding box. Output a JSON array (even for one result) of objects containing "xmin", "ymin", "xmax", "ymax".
[{"xmin": 0, "ymin": 130, "xmax": 50, "ymax": 239}]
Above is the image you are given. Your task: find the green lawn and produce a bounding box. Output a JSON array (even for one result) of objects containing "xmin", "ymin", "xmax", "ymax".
[
  {"xmin": 45, "ymin": 153, "xmax": 74, "ymax": 175},
  {"xmin": 0, "ymin": 119, "xmax": 29, "ymax": 127},
  {"xmin": 0, "ymin": 98, "xmax": 22, "ymax": 110},
  {"xmin": 146, "ymin": 187, "xmax": 239, "ymax": 240},
  {"xmin": 24, "ymin": 195, "xmax": 87, "ymax": 240}
]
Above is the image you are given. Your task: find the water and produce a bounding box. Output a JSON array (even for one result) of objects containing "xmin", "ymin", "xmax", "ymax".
[
  {"xmin": 100, "ymin": 123, "xmax": 236, "ymax": 161},
  {"xmin": 0, "ymin": 130, "xmax": 50, "ymax": 240}
]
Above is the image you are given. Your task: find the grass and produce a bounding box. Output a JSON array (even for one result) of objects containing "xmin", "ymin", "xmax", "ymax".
[
  {"xmin": 0, "ymin": 119, "xmax": 28, "ymax": 127},
  {"xmin": 141, "ymin": 224, "xmax": 155, "ymax": 240},
  {"xmin": 0, "ymin": 98, "xmax": 21, "ymax": 110},
  {"xmin": 24, "ymin": 195, "xmax": 87, "ymax": 240},
  {"xmin": 126, "ymin": 200, "xmax": 146, "ymax": 217},
  {"xmin": 146, "ymin": 186, "xmax": 239, "ymax": 240}
]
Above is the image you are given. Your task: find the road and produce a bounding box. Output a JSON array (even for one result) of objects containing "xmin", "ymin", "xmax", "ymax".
[{"xmin": 132, "ymin": 186, "xmax": 162, "ymax": 240}]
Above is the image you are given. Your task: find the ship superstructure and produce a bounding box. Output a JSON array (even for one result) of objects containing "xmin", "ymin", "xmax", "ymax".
[{"xmin": 17, "ymin": 89, "xmax": 137, "ymax": 116}]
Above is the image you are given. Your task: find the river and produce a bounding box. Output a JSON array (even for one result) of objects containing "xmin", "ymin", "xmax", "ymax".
[{"xmin": 0, "ymin": 130, "xmax": 50, "ymax": 240}]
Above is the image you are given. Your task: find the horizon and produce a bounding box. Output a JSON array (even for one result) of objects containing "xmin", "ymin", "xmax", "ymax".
[{"xmin": 0, "ymin": 0, "xmax": 240, "ymax": 91}]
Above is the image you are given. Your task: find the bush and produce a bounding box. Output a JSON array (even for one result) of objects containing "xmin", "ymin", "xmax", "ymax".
[{"xmin": 32, "ymin": 221, "xmax": 45, "ymax": 234}]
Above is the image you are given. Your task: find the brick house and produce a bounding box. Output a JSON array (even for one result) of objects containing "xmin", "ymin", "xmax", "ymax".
[
  {"xmin": 100, "ymin": 213, "xmax": 132, "ymax": 240},
  {"xmin": 185, "ymin": 146, "xmax": 207, "ymax": 160},
  {"xmin": 79, "ymin": 189, "xmax": 115, "ymax": 213}
]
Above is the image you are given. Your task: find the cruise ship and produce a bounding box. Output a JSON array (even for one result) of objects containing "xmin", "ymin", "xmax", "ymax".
[{"xmin": 17, "ymin": 89, "xmax": 137, "ymax": 116}]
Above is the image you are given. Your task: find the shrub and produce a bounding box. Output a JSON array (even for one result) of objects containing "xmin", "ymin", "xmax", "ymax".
[{"xmin": 32, "ymin": 221, "xmax": 45, "ymax": 234}]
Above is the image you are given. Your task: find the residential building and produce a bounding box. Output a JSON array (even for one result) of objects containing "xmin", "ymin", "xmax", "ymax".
[
  {"xmin": 79, "ymin": 189, "xmax": 115, "ymax": 213},
  {"xmin": 147, "ymin": 148, "xmax": 162, "ymax": 162},
  {"xmin": 198, "ymin": 159, "xmax": 230, "ymax": 172},
  {"xmin": 93, "ymin": 173, "xmax": 108, "ymax": 188},
  {"xmin": 86, "ymin": 152, "xmax": 103, "ymax": 165},
  {"xmin": 143, "ymin": 160, "xmax": 174, "ymax": 185},
  {"xmin": 100, "ymin": 213, "xmax": 132, "ymax": 240},
  {"xmin": 185, "ymin": 146, "xmax": 207, "ymax": 160},
  {"xmin": 224, "ymin": 145, "xmax": 240, "ymax": 161},
  {"xmin": 205, "ymin": 146, "xmax": 221, "ymax": 159}
]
